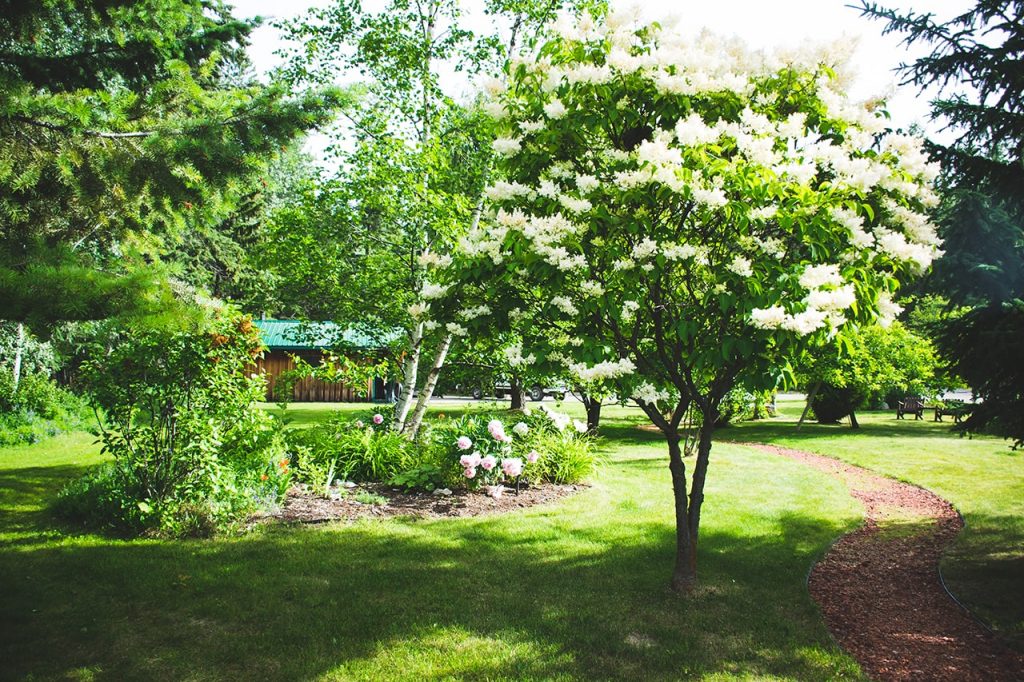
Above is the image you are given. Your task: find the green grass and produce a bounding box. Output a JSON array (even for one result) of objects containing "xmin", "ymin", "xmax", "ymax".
[
  {"xmin": 0, "ymin": 398, "xmax": 1019, "ymax": 679},
  {"xmin": 728, "ymin": 396, "xmax": 1024, "ymax": 646}
]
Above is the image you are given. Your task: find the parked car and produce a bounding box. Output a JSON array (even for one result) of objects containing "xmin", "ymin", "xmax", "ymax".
[{"xmin": 492, "ymin": 382, "xmax": 567, "ymax": 402}]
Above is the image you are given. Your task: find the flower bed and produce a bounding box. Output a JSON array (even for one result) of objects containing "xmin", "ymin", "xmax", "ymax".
[
  {"xmin": 265, "ymin": 479, "xmax": 586, "ymax": 524},
  {"xmin": 284, "ymin": 404, "xmax": 598, "ymax": 504}
]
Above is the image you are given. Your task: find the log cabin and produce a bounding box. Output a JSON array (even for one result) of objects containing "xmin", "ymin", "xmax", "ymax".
[{"xmin": 254, "ymin": 319, "xmax": 390, "ymax": 402}]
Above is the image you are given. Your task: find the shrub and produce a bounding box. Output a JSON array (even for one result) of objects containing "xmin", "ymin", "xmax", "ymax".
[
  {"xmin": 715, "ymin": 388, "xmax": 758, "ymax": 426},
  {"xmin": 0, "ymin": 372, "xmax": 92, "ymax": 446},
  {"xmin": 57, "ymin": 308, "xmax": 288, "ymax": 537},
  {"xmin": 811, "ymin": 384, "xmax": 866, "ymax": 424}
]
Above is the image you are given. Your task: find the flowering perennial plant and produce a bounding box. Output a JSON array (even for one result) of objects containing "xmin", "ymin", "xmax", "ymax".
[{"xmin": 452, "ymin": 416, "xmax": 533, "ymax": 487}]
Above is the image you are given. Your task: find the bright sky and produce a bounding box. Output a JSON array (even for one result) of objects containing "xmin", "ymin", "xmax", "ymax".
[{"xmin": 229, "ymin": 0, "xmax": 974, "ymax": 158}]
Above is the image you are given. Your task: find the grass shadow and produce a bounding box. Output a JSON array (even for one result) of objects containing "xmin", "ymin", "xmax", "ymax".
[{"xmin": 0, "ymin": 510, "xmax": 862, "ymax": 681}]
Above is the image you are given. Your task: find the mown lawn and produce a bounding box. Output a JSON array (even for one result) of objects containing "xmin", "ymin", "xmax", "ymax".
[{"xmin": 0, "ymin": 397, "xmax": 1018, "ymax": 679}]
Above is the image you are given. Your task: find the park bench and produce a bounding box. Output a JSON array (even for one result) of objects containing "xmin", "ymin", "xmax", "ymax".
[
  {"xmin": 896, "ymin": 396, "xmax": 925, "ymax": 420},
  {"xmin": 933, "ymin": 401, "xmax": 972, "ymax": 423}
]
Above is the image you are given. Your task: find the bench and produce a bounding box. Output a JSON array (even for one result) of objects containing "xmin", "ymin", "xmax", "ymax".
[
  {"xmin": 896, "ymin": 396, "xmax": 925, "ymax": 420},
  {"xmin": 933, "ymin": 401, "xmax": 972, "ymax": 423}
]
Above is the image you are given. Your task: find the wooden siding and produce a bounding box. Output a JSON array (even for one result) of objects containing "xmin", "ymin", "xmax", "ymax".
[{"xmin": 256, "ymin": 350, "xmax": 373, "ymax": 402}]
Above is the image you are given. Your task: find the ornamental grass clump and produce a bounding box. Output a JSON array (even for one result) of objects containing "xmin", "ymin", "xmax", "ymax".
[{"xmin": 288, "ymin": 413, "xmax": 412, "ymax": 486}]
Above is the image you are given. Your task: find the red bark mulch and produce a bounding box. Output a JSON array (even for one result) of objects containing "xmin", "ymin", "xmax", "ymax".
[{"xmin": 742, "ymin": 442, "xmax": 1023, "ymax": 681}]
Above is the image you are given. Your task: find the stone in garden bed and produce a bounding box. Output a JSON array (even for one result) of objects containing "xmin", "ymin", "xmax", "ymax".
[{"xmin": 262, "ymin": 481, "xmax": 584, "ymax": 524}]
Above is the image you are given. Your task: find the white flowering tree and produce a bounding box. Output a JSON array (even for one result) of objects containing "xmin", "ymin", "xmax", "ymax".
[{"xmin": 454, "ymin": 9, "xmax": 942, "ymax": 591}]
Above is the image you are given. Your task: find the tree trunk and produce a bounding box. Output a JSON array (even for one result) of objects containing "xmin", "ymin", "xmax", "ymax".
[
  {"xmin": 510, "ymin": 374, "xmax": 525, "ymax": 410},
  {"xmin": 797, "ymin": 381, "xmax": 821, "ymax": 431},
  {"xmin": 392, "ymin": 323, "xmax": 423, "ymax": 431},
  {"xmin": 12, "ymin": 322, "xmax": 24, "ymax": 392},
  {"xmin": 687, "ymin": 417, "xmax": 715, "ymax": 547},
  {"xmin": 404, "ymin": 333, "xmax": 453, "ymax": 439},
  {"xmin": 582, "ymin": 393, "xmax": 602, "ymax": 433},
  {"xmin": 667, "ymin": 433, "xmax": 697, "ymax": 592},
  {"xmin": 849, "ymin": 410, "xmax": 860, "ymax": 429}
]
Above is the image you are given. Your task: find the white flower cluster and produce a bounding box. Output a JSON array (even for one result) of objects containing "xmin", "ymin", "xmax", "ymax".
[
  {"xmin": 876, "ymin": 291, "xmax": 904, "ymax": 327},
  {"xmin": 621, "ymin": 300, "xmax": 640, "ymax": 323},
  {"xmin": 543, "ymin": 98, "xmax": 567, "ymax": 119},
  {"xmin": 799, "ymin": 264, "xmax": 843, "ymax": 289},
  {"xmin": 662, "ymin": 243, "xmax": 699, "ymax": 261},
  {"xmin": 830, "ymin": 206, "xmax": 874, "ymax": 249},
  {"xmin": 558, "ymin": 194, "xmax": 593, "ymax": 214},
  {"xmin": 484, "ymin": 181, "xmax": 531, "ymax": 202},
  {"xmin": 632, "ymin": 381, "xmax": 674, "ymax": 405},
  {"xmin": 539, "ymin": 403, "xmax": 572, "ymax": 431},
  {"xmin": 579, "ymin": 279, "xmax": 605, "ymax": 297},
  {"xmin": 407, "ymin": 302, "xmax": 428, "ymax": 318},
  {"xmin": 418, "ymin": 251, "xmax": 453, "ymax": 268},
  {"xmin": 728, "ymin": 256, "xmax": 753, "ymax": 278},
  {"xmin": 550, "ymin": 296, "xmax": 578, "ymax": 316},
  {"xmin": 503, "ymin": 342, "xmax": 536, "ymax": 367},
  {"xmin": 420, "ymin": 282, "xmax": 449, "ymax": 300},
  {"xmin": 492, "ymin": 137, "xmax": 522, "ymax": 156},
  {"xmin": 751, "ymin": 263, "xmax": 857, "ymax": 335},
  {"xmin": 569, "ymin": 358, "xmax": 636, "ymax": 383},
  {"xmin": 445, "ymin": 322, "xmax": 468, "ymax": 337},
  {"xmin": 459, "ymin": 305, "xmax": 491, "ymax": 320}
]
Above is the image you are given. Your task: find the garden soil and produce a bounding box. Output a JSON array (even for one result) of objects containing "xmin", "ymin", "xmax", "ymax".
[{"xmin": 264, "ymin": 482, "xmax": 584, "ymax": 524}]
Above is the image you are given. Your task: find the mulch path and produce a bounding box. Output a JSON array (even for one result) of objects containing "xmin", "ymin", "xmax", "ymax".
[
  {"xmin": 264, "ymin": 481, "xmax": 585, "ymax": 524},
  {"xmin": 741, "ymin": 442, "xmax": 1023, "ymax": 681}
]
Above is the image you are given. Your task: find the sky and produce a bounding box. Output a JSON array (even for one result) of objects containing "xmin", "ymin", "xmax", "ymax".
[{"xmin": 228, "ymin": 0, "xmax": 974, "ymax": 159}]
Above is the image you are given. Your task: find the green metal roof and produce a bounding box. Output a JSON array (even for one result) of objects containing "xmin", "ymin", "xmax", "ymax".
[{"xmin": 254, "ymin": 319, "xmax": 389, "ymax": 350}]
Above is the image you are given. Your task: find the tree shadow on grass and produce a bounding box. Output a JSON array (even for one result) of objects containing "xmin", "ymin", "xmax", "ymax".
[
  {"xmin": 0, "ymin": 464, "xmax": 97, "ymax": 544},
  {"xmin": 726, "ymin": 414, "xmax": 1021, "ymax": 450},
  {"xmin": 0, "ymin": 507, "xmax": 865, "ymax": 681}
]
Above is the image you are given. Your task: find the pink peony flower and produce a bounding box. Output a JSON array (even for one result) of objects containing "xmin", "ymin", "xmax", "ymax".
[
  {"xmin": 480, "ymin": 455, "xmax": 497, "ymax": 471},
  {"xmin": 526, "ymin": 450, "xmax": 540, "ymax": 464},
  {"xmin": 501, "ymin": 457, "xmax": 524, "ymax": 477},
  {"xmin": 487, "ymin": 419, "xmax": 507, "ymax": 440},
  {"xmin": 372, "ymin": 414, "xmax": 384, "ymax": 425},
  {"xmin": 460, "ymin": 453, "xmax": 481, "ymax": 468},
  {"xmin": 464, "ymin": 467, "xmax": 477, "ymax": 478},
  {"xmin": 456, "ymin": 436, "xmax": 473, "ymax": 450}
]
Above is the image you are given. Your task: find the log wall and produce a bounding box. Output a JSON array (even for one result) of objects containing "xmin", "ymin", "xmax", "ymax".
[{"xmin": 256, "ymin": 350, "xmax": 374, "ymax": 402}]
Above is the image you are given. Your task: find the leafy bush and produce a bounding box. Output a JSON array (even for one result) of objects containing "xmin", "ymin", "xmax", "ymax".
[
  {"xmin": 0, "ymin": 372, "xmax": 92, "ymax": 446},
  {"xmin": 390, "ymin": 465, "xmax": 444, "ymax": 492},
  {"xmin": 57, "ymin": 308, "xmax": 289, "ymax": 537},
  {"xmin": 798, "ymin": 323, "xmax": 941, "ymax": 422},
  {"xmin": 811, "ymin": 384, "xmax": 866, "ymax": 424}
]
